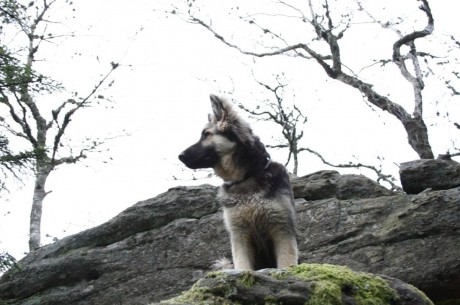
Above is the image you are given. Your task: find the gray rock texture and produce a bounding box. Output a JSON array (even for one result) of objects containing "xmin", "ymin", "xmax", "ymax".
[
  {"xmin": 291, "ymin": 170, "xmax": 394, "ymax": 200},
  {"xmin": 0, "ymin": 170, "xmax": 459, "ymax": 305},
  {"xmin": 400, "ymin": 158, "xmax": 460, "ymax": 194}
]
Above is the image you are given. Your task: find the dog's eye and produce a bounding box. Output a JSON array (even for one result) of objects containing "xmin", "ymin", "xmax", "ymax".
[{"xmin": 202, "ymin": 131, "xmax": 211, "ymax": 139}]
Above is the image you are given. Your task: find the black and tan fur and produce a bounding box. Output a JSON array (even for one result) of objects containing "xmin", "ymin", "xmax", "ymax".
[{"xmin": 179, "ymin": 95, "xmax": 298, "ymax": 270}]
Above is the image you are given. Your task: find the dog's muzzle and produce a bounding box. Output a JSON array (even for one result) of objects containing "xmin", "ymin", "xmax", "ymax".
[{"xmin": 178, "ymin": 142, "xmax": 219, "ymax": 169}]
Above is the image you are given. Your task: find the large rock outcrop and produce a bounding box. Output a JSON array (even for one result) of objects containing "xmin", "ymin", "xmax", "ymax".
[{"xmin": 0, "ymin": 169, "xmax": 459, "ymax": 304}]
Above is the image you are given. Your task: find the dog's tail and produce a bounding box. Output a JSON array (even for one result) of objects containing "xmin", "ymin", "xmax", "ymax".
[{"xmin": 211, "ymin": 257, "xmax": 234, "ymax": 270}]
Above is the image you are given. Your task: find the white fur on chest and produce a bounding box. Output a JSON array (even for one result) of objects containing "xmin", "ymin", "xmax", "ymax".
[{"xmin": 218, "ymin": 186, "xmax": 292, "ymax": 232}]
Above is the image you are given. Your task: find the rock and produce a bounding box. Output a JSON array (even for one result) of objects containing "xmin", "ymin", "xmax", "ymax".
[
  {"xmin": 0, "ymin": 185, "xmax": 223, "ymax": 305},
  {"xmin": 296, "ymin": 187, "xmax": 460, "ymax": 304},
  {"xmin": 291, "ymin": 170, "xmax": 340, "ymax": 200},
  {"xmin": 0, "ymin": 174, "xmax": 459, "ymax": 305},
  {"xmin": 335, "ymin": 174, "xmax": 394, "ymax": 199},
  {"xmin": 291, "ymin": 170, "xmax": 393, "ymax": 200},
  {"xmin": 158, "ymin": 264, "xmax": 433, "ymax": 305},
  {"xmin": 400, "ymin": 159, "xmax": 460, "ymax": 194}
]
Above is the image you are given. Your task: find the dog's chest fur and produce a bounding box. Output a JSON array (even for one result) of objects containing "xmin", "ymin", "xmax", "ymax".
[{"xmin": 217, "ymin": 181, "xmax": 292, "ymax": 232}]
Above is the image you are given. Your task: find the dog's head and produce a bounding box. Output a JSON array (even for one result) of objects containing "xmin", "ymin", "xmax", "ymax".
[{"xmin": 178, "ymin": 95, "xmax": 252, "ymax": 170}]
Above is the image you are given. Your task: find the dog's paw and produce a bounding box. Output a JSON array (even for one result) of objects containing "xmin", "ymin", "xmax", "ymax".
[{"xmin": 211, "ymin": 257, "xmax": 234, "ymax": 270}]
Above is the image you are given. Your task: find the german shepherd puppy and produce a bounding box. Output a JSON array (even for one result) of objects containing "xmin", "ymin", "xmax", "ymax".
[{"xmin": 178, "ymin": 95, "xmax": 298, "ymax": 270}]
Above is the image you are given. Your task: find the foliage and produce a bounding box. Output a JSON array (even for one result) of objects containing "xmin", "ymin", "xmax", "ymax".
[
  {"xmin": 0, "ymin": 134, "xmax": 33, "ymax": 190},
  {"xmin": 0, "ymin": 251, "xmax": 17, "ymax": 273},
  {"xmin": 0, "ymin": 0, "xmax": 118, "ymax": 250}
]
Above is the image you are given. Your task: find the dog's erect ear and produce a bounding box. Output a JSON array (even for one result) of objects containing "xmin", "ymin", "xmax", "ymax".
[
  {"xmin": 210, "ymin": 94, "xmax": 227, "ymax": 122},
  {"xmin": 209, "ymin": 94, "xmax": 254, "ymax": 144},
  {"xmin": 209, "ymin": 94, "xmax": 230, "ymax": 131}
]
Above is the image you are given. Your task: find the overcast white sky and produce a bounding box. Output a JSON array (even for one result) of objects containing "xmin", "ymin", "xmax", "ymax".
[{"xmin": 1, "ymin": 0, "xmax": 459, "ymax": 260}]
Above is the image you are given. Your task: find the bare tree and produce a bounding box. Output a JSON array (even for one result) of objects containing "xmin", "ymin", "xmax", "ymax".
[
  {"xmin": 235, "ymin": 74, "xmax": 307, "ymax": 175},
  {"xmin": 0, "ymin": 0, "xmax": 118, "ymax": 251},
  {"xmin": 235, "ymin": 74, "xmax": 401, "ymax": 189},
  {"xmin": 172, "ymin": 0, "xmax": 460, "ymax": 160}
]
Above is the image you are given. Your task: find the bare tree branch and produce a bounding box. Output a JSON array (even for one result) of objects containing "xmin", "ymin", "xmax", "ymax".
[
  {"xmin": 300, "ymin": 147, "xmax": 402, "ymax": 191},
  {"xmin": 236, "ymin": 73, "xmax": 307, "ymax": 175},
  {"xmin": 181, "ymin": 0, "xmax": 436, "ymax": 159},
  {"xmin": 361, "ymin": 0, "xmax": 434, "ymax": 118},
  {"xmin": 0, "ymin": 91, "xmax": 37, "ymax": 145},
  {"xmin": 51, "ymin": 62, "xmax": 118, "ymax": 162},
  {"xmin": 240, "ymin": 72, "xmax": 400, "ymax": 187}
]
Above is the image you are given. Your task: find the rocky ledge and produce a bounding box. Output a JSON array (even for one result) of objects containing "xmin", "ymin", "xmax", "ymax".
[{"xmin": 0, "ymin": 159, "xmax": 459, "ymax": 304}]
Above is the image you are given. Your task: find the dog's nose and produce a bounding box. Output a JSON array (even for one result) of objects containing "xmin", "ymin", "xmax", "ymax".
[{"xmin": 178, "ymin": 152, "xmax": 186, "ymax": 163}]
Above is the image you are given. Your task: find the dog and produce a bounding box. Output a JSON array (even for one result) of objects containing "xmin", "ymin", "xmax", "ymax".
[{"xmin": 178, "ymin": 94, "xmax": 298, "ymax": 270}]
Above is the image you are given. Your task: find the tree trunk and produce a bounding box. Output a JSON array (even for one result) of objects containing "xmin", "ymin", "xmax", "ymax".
[
  {"xmin": 293, "ymin": 151, "xmax": 299, "ymax": 176},
  {"xmin": 335, "ymin": 73, "xmax": 435, "ymax": 159},
  {"xmin": 402, "ymin": 117, "xmax": 434, "ymax": 159},
  {"xmin": 29, "ymin": 164, "xmax": 51, "ymax": 251}
]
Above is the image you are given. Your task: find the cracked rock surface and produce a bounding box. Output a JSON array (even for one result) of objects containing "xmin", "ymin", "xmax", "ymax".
[{"xmin": 1, "ymin": 171, "xmax": 459, "ymax": 304}]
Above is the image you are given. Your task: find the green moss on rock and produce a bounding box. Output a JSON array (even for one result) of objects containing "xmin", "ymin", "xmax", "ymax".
[
  {"xmin": 237, "ymin": 271, "xmax": 257, "ymax": 288},
  {"xmin": 272, "ymin": 264, "xmax": 398, "ymax": 305},
  {"xmin": 161, "ymin": 286, "xmax": 238, "ymax": 305},
  {"xmin": 157, "ymin": 263, "xmax": 433, "ymax": 305},
  {"xmin": 161, "ymin": 271, "xmax": 241, "ymax": 305}
]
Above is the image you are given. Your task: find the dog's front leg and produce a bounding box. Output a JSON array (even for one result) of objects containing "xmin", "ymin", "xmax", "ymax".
[
  {"xmin": 273, "ymin": 234, "xmax": 298, "ymax": 268},
  {"xmin": 230, "ymin": 233, "xmax": 255, "ymax": 270}
]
